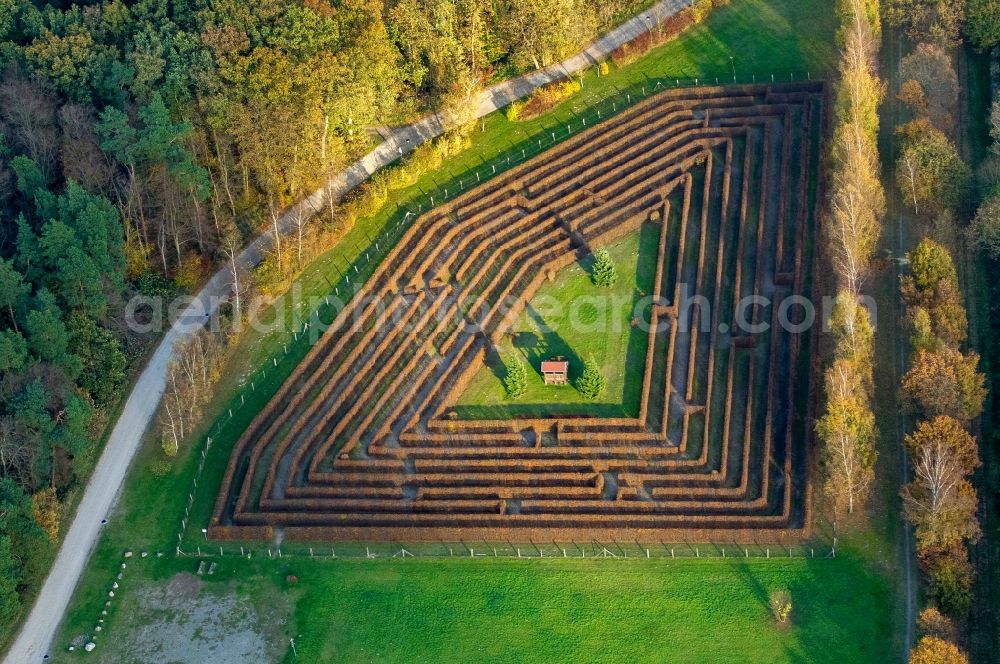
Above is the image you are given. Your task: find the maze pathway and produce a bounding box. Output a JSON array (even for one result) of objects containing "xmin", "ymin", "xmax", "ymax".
[{"xmin": 211, "ymin": 82, "xmax": 826, "ymax": 543}]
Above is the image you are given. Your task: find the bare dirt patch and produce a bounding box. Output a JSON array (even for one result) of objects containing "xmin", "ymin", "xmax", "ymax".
[{"xmin": 72, "ymin": 571, "xmax": 293, "ymax": 664}]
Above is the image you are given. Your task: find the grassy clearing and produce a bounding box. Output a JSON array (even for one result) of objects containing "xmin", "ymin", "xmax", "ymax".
[
  {"xmin": 454, "ymin": 226, "xmax": 658, "ymax": 417},
  {"xmin": 51, "ymin": 552, "xmax": 893, "ymax": 664},
  {"xmin": 48, "ymin": 0, "xmax": 867, "ymax": 659}
]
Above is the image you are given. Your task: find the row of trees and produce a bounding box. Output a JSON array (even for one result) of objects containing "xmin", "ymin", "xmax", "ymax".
[
  {"xmin": 885, "ymin": 11, "xmax": 990, "ymax": 662},
  {"xmin": 900, "ymin": 240, "xmax": 985, "ymax": 618},
  {"xmin": 816, "ymin": 0, "xmax": 885, "ymax": 518},
  {"xmin": 158, "ymin": 329, "xmax": 224, "ymax": 460},
  {"xmin": 894, "ymin": 43, "xmax": 971, "ymax": 224}
]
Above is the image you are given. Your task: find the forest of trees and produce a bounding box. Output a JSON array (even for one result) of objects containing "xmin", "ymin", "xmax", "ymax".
[{"xmin": 0, "ymin": 0, "xmax": 658, "ymax": 634}]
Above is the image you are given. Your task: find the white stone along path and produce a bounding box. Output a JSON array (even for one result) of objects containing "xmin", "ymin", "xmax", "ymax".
[{"xmin": 4, "ymin": 1, "xmax": 692, "ymax": 660}]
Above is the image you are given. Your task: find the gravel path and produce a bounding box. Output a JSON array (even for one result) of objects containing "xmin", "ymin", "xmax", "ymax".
[{"xmin": 3, "ymin": 1, "xmax": 691, "ymax": 660}]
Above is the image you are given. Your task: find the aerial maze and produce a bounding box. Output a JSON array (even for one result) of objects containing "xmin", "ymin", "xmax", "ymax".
[{"xmin": 211, "ymin": 82, "xmax": 827, "ymax": 543}]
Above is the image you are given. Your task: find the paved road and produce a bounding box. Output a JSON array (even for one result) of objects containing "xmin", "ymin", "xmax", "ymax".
[{"xmin": 3, "ymin": 1, "xmax": 692, "ymax": 661}]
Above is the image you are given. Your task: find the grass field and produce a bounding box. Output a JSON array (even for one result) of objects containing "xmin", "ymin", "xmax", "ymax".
[
  {"xmin": 286, "ymin": 556, "xmax": 892, "ymax": 664},
  {"xmin": 455, "ymin": 226, "xmax": 658, "ymax": 417},
  {"xmin": 41, "ymin": 1, "xmax": 900, "ymax": 661},
  {"xmin": 50, "ymin": 552, "xmax": 893, "ymax": 663}
]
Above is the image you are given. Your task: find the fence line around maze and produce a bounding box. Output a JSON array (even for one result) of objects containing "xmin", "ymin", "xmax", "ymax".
[
  {"xmin": 174, "ymin": 71, "xmax": 828, "ymax": 550},
  {"xmin": 174, "ymin": 538, "xmax": 838, "ymax": 561}
]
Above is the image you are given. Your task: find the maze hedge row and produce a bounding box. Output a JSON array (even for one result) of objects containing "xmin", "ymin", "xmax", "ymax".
[{"xmin": 211, "ymin": 82, "xmax": 827, "ymax": 543}]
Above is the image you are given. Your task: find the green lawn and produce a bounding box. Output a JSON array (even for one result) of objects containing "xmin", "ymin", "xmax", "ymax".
[
  {"xmin": 282, "ymin": 554, "xmax": 893, "ymax": 663},
  {"xmin": 54, "ymin": 555, "xmax": 896, "ymax": 664},
  {"xmin": 454, "ymin": 226, "xmax": 658, "ymax": 417},
  {"xmin": 43, "ymin": 1, "xmax": 889, "ymax": 661},
  {"xmin": 49, "ymin": 552, "xmax": 894, "ymax": 664}
]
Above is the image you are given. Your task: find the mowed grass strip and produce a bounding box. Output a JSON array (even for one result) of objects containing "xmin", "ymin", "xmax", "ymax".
[{"xmin": 286, "ymin": 555, "xmax": 892, "ymax": 664}]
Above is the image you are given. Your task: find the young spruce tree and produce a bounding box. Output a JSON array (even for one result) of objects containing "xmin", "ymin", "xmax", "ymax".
[
  {"xmin": 576, "ymin": 354, "xmax": 605, "ymax": 399},
  {"xmin": 591, "ymin": 248, "xmax": 617, "ymax": 287},
  {"xmin": 504, "ymin": 354, "xmax": 527, "ymax": 399}
]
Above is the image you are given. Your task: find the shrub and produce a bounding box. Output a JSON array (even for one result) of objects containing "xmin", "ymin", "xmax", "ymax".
[
  {"xmin": 505, "ymin": 101, "xmax": 525, "ymax": 122},
  {"xmin": 591, "ymin": 248, "xmax": 617, "ymax": 287},
  {"xmin": 598, "ymin": 61, "xmax": 610, "ymax": 76},
  {"xmin": 254, "ymin": 250, "xmax": 289, "ymax": 298},
  {"xmin": 610, "ymin": 8, "xmax": 697, "ymax": 66},
  {"xmin": 517, "ymin": 79, "xmax": 583, "ymax": 120},
  {"xmin": 768, "ymin": 589, "xmax": 793, "ymax": 624},
  {"xmin": 352, "ymin": 177, "xmax": 390, "ymax": 220},
  {"xmin": 31, "ymin": 488, "xmax": 60, "ymax": 542},
  {"xmin": 576, "ymin": 354, "xmax": 605, "ymax": 400},
  {"xmin": 137, "ymin": 271, "xmax": 177, "ymax": 298},
  {"xmin": 174, "ymin": 252, "xmax": 210, "ymax": 292},
  {"xmin": 149, "ymin": 457, "xmax": 173, "ymax": 478},
  {"xmin": 162, "ymin": 435, "xmax": 179, "ymax": 458},
  {"xmin": 124, "ymin": 235, "xmax": 151, "ymax": 282},
  {"xmin": 387, "ymin": 141, "xmax": 445, "ymax": 191},
  {"xmin": 503, "ymin": 355, "xmax": 527, "ymax": 399},
  {"xmin": 692, "ymin": 0, "xmax": 729, "ymax": 23}
]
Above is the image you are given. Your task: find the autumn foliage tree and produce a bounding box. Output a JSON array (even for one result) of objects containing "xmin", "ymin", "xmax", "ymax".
[
  {"xmin": 916, "ymin": 607, "xmax": 957, "ymax": 642},
  {"xmin": 896, "ymin": 119, "xmax": 972, "ymax": 216},
  {"xmin": 899, "ymin": 240, "xmax": 985, "ymax": 618},
  {"xmin": 909, "ymin": 636, "xmax": 969, "ymax": 664},
  {"xmin": 884, "ymin": 0, "xmax": 966, "ymax": 47},
  {"xmin": 901, "ymin": 239, "xmax": 968, "ymax": 348},
  {"xmin": 816, "ymin": 360, "xmax": 877, "ymax": 514},
  {"xmin": 898, "ymin": 43, "xmax": 959, "ymax": 133},
  {"xmin": 901, "ymin": 416, "xmax": 981, "ymax": 551},
  {"xmin": 902, "ymin": 348, "xmax": 986, "ymax": 422}
]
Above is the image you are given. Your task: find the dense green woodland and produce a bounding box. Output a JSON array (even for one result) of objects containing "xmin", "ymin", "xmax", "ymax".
[{"xmin": 0, "ymin": 0, "xmax": 650, "ymax": 633}]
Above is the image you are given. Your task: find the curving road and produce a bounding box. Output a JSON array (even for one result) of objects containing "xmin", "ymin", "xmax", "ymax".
[{"xmin": 3, "ymin": 1, "xmax": 692, "ymax": 660}]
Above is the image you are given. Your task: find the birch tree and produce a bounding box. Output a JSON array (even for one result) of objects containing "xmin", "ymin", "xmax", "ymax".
[{"xmin": 901, "ymin": 416, "xmax": 981, "ymax": 551}]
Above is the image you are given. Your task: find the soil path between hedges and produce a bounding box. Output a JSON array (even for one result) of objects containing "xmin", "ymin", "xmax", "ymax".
[{"xmin": 3, "ymin": 1, "xmax": 693, "ymax": 661}]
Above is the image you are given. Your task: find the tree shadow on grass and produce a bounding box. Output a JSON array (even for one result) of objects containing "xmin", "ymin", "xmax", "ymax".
[
  {"xmin": 730, "ymin": 549, "xmax": 896, "ymax": 663},
  {"xmin": 520, "ymin": 304, "xmax": 584, "ymax": 380}
]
